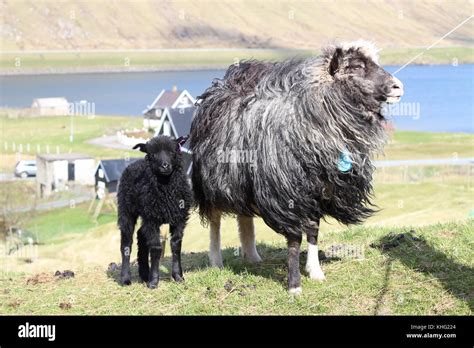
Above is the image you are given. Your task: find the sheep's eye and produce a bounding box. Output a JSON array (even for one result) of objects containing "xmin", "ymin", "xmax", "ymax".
[{"xmin": 351, "ymin": 64, "xmax": 365, "ymax": 71}]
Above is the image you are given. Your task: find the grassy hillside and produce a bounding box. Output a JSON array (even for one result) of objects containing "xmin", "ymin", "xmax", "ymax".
[
  {"xmin": 1, "ymin": 221, "xmax": 472, "ymax": 315},
  {"xmin": 1, "ymin": 1, "xmax": 473, "ymax": 72},
  {"xmin": 2, "ymin": 0, "xmax": 472, "ymax": 50},
  {"xmin": 0, "ymin": 114, "xmax": 472, "ymax": 314}
]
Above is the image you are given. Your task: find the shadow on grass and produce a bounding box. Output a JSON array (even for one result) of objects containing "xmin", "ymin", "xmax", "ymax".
[
  {"xmin": 106, "ymin": 243, "xmax": 340, "ymax": 287},
  {"xmin": 372, "ymin": 231, "xmax": 474, "ymax": 314}
]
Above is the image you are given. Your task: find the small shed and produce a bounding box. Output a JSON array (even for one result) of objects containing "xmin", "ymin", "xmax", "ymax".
[
  {"xmin": 36, "ymin": 153, "xmax": 95, "ymax": 197},
  {"xmin": 31, "ymin": 98, "xmax": 70, "ymax": 116},
  {"xmin": 95, "ymin": 158, "xmax": 140, "ymax": 198}
]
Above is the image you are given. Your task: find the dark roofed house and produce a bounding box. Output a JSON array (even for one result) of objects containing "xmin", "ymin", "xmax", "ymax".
[
  {"xmin": 154, "ymin": 107, "xmax": 195, "ymax": 139},
  {"xmin": 150, "ymin": 107, "xmax": 194, "ymax": 175},
  {"xmin": 95, "ymin": 158, "xmax": 140, "ymax": 198},
  {"xmin": 142, "ymin": 86, "xmax": 196, "ymax": 175},
  {"xmin": 143, "ymin": 86, "xmax": 195, "ymax": 130},
  {"xmin": 149, "ymin": 89, "xmax": 182, "ymax": 109}
]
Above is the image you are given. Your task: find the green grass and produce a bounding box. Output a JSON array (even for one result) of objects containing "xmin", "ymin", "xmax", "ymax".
[
  {"xmin": 0, "ymin": 114, "xmax": 142, "ymax": 171},
  {"xmin": 0, "ymin": 221, "xmax": 472, "ymax": 315},
  {"xmin": 1, "ymin": 47, "xmax": 473, "ymax": 72},
  {"xmin": 0, "ymin": 114, "xmax": 141, "ymax": 156},
  {"xmin": 0, "ymin": 49, "xmax": 306, "ymax": 71},
  {"xmin": 372, "ymin": 175, "xmax": 473, "ymax": 225},
  {"xmin": 380, "ymin": 46, "xmax": 474, "ymax": 66},
  {"xmin": 381, "ymin": 131, "xmax": 474, "ymax": 160},
  {"xmin": 0, "ymin": 180, "xmax": 36, "ymax": 209},
  {"xmin": 25, "ymin": 202, "xmax": 116, "ymax": 243}
]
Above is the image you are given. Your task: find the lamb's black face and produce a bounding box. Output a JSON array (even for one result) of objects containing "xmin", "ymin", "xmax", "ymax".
[
  {"xmin": 133, "ymin": 136, "xmax": 184, "ymax": 177},
  {"xmin": 329, "ymin": 44, "xmax": 404, "ymax": 120},
  {"xmin": 148, "ymin": 148, "xmax": 175, "ymax": 176}
]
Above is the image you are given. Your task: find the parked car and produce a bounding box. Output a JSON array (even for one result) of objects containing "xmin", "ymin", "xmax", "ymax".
[{"xmin": 14, "ymin": 160, "xmax": 37, "ymax": 178}]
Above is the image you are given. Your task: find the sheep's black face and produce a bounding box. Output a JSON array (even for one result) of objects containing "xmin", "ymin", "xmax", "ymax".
[
  {"xmin": 328, "ymin": 43, "xmax": 404, "ymax": 121},
  {"xmin": 133, "ymin": 136, "xmax": 188, "ymax": 177},
  {"xmin": 148, "ymin": 146, "xmax": 175, "ymax": 176}
]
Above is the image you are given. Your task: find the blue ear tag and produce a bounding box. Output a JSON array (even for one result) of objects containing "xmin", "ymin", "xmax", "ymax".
[{"xmin": 337, "ymin": 151, "xmax": 353, "ymax": 172}]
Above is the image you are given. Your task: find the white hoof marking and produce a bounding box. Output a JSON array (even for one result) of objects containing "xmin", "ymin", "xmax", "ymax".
[
  {"xmin": 288, "ymin": 287, "xmax": 302, "ymax": 295},
  {"xmin": 307, "ymin": 267, "xmax": 326, "ymax": 281},
  {"xmin": 306, "ymin": 243, "xmax": 326, "ymax": 281}
]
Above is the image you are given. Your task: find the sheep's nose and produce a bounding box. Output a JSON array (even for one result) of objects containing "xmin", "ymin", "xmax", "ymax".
[
  {"xmin": 390, "ymin": 76, "xmax": 404, "ymax": 96},
  {"xmin": 161, "ymin": 162, "xmax": 170, "ymax": 169}
]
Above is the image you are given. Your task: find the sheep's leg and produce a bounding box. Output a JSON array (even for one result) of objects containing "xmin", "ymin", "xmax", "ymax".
[
  {"xmin": 146, "ymin": 224, "xmax": 162, "ymax": 289},
  {"xmin": 209, "ymin": 209, "xmax": 223, "ymax": 268},
  {"xmin": 237, "ymin": 215, "xmax": 262, "ymax": 263},
  {"xmin": 287, "ymin": 234, "xmax": 303, "ymax": 295},
  {"xmin": 119, "ymin": 213, "xmax": 137, "ymax": 286},
  {"xmin": 306, "ymin": 219, "xmax": 325, "ymax": 281},
  {"xmin": 170, "ymin": 221, "xmax": 185, "ymax": 282},
  {"xmin": 137, "ymin": 226, "xmax": 149, "ymax": 283}
]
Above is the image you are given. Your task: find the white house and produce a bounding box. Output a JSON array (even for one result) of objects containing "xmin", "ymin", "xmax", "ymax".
[
  {"xmin": 31, "ymin": 97, "xmax": 70, "ymax": 116},
  {"xmin": 151, "ymin": 107, "xmax": 195, "ymax": 139},
  {"xmin": 142, "ymin": 87, "xmax": 195, "ymax": 130}
]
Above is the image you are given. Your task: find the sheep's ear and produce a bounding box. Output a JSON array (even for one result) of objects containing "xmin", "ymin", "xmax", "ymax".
[
  {"xmin": 132, "ymin": 143, "xmax": 147, "ymax": 153},
  {"xmin": 176, "ymin": 135, "xmax": 189, "ymax": 150},
  {"xmin": 329, "ymin": 47, "xmax": 343, "ymax": 76}
]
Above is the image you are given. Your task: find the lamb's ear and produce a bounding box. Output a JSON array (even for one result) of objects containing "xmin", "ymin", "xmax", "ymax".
[
  {"xmin": 176, "ymin": 135, "xmax": 189, "ymax": 150},
  {"xmin": 132, "ymin": 143, "xmax": 147, "ymax": 153},
  {"xmin": 329, "ymin": 47, "xmax": 343, "ymax": 76}
]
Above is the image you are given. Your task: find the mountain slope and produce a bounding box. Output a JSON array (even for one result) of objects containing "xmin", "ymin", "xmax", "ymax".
[{"xmin": 1, "ymin": 0, "xmax": 473, "ymax": 51}]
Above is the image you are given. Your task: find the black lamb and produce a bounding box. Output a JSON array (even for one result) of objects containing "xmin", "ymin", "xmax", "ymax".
[{"xmin": 117, "ymin": 135, "xmax": 192, "ymax": 289}]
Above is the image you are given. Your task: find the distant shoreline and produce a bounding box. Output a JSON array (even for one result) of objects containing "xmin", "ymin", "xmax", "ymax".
[
  {"xmin": 0, "ymin": 65, "xmax": 230, "ymax": 76},
  {"xmin": 1, "ymin": 46, "xmax": 472, "ymax": 76},
  {"xmin": 1, "ymin": 61, "xmax": 472, "ymax": 77}
]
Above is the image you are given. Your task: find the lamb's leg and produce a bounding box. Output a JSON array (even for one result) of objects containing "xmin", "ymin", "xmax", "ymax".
[
  {"xmin": 119, "ymin": 213, "xmax": 137, "ymax": 286},
  {"xmin": 170, "ymin": 221, "xmax": 185, "ymax": 282},
  {"xmin": 287, "ymin": 234, "xmax": 303, "ymax": 295},
  {"xmin": 237, "ymin": 215, "xmax": 262, "ymax": 263},
  {"xmin": 306, "ymin": 219, "xmax": 325, "ymax": 281},
  {"xmin": 137, "ymin": 226, "xmax": 149, "ymax": 283},
  {"xmin": 146, "ymin": 223, "xmax": 162, "ymax": 289},
  {"xmin": 209, "ymin": 209, "xmax": 223, "ymax": 268}
]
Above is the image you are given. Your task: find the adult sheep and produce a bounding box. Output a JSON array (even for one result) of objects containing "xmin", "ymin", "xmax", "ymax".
[{"xmin": 190, "ymin": 41, "xmax": 404, "ymax": 294}]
